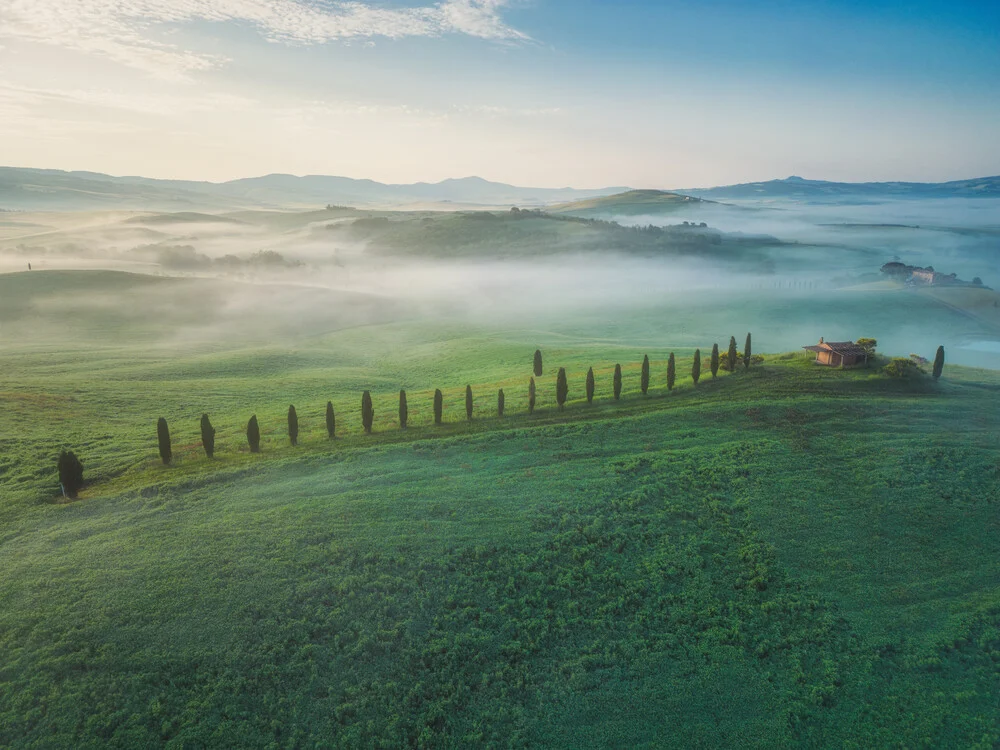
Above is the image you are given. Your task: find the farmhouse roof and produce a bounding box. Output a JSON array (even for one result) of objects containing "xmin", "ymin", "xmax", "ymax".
[{"xmin": 802, "ymin": 340, "xmax": 869, "ymax": 356}]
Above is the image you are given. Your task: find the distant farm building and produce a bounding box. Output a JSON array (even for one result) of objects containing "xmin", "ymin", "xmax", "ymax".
[
  {"xmin": 803, "ymin": 338, "xmax": 869, "ymax": 368},
  {"xmin": 881, "ymin": 262, "xmax": 985, "ymax": 288}
]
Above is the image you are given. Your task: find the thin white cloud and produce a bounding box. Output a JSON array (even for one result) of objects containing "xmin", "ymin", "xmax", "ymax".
[{"xmin": 0, "ymin": 0, "xmax": 527, "ymax": 81}]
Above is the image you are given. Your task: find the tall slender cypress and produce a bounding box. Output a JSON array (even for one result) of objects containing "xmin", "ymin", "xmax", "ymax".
[
  {"xmin": 326, "ymin": 401, "xmax": 336, "ymax": 439},
  {"xmin": 57, "ymin": 450, "xmax": 84, "ymax": 499},
  {"xmin": 727, "ymin": 336, "xmax": 738, "ymax": 372},
  {"xmin": 667, "ymin": 353, "xmax": 676, "ymax": 391},
  {"xmin": 247, "ymin": 415, "xmax": 260, "ymax": 453},
  {"xmin": 710, "ymin": 343, "xmax": 720, "ymax": 378},
  {"xmin": 287, "ymin": 405, "xmax": 299, "ymax": 446},
  {"xmin": 613, "ymin": 364, "xmax": 622, "ymax": 400},
  {"xmin": 641, "ymin": 355, "xmax": 650, "ymax": 395},
  {"xmin": 533, "ymin": 349, "xmax": 543, "ymax": 377},
  {"xmin": 465, "ymin": 385, "xmax": 474, "ymax": 421},
  {"xmin": 692, "ymin": 349, "xmax": 701, "ymax": 385},
  {"xmin": 434, "ymin": 389, "xmax": 443, "ymax": 425},
  {"xmin": 933, "ymin": 346, "xmax": 945, "ymax": 379},
  {"xmin": 529, "ymin": 377, "xmax": 536, "ymax": 414},
  {"xmin": 399, "ymin": 390, "xmax": 408, "ymax": 428},
  {"xmin": 586, "ymin": 367, "xmax": 595, "ymax": 404},
  {"xmin": 361, "ymin": 391, "xmax": 374, "ymax": 434},
  {"xmin": 498, "ymin": 388, "xmax": 505, "ymax": 418},
  {"xmin": 744, "ymin": 333, "xmax": 752, "ymax": 371},
  {"xmin": 200, "ymin": 413, "xmax": 215, "ymax": 458},
  {"xmin": 157, "ymin": 417, "xmax": 172, "ymax": 465},
  {"xmin": 556, "ymin": 367, "xmax": 568, "ymax": 410}
]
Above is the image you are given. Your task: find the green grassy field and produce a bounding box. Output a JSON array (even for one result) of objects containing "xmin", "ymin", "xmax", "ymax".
[{"xmin": 2, "ymin": 270, "xmax": 1000, "ymax": 747}]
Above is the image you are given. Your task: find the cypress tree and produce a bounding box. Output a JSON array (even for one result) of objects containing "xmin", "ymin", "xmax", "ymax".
[
  {"xmin": 692, "ymin": 349, "xmax": 701, "ymax": 385},
  {"xmin": 710, "ymin": 343, "xmax": 720, "ymax": 378},
  {"xmin": 744, "ymin": 333, "xmax": 752, "ymax": 371},
  {"xmin": 361, "ymin": 391, "xmax": 374, "ymax": 434},
  {"xmin": 57, "ymin": 450, "xmax": 84, "ymax": 499},
  {"xmin": 727, "ymin": 336, "xmax": 738, "ymax": 372},
  {"xmin": 399, "ymin": 390, "xmax": 408, "ymax": 428},
  {"xmin": 326, "ymin": 401, "xmax": 336, "ymax": 439},
  {"xmin": 933, "ymin": 345, "xmax": 945, "ymax": 379},
  {"xmin": 247, "ymin": 415, "xmax": 260, "ymax": 453},
  {"xmin": 287, "ymin": 405, "xmax": 299, "ymax": 446},
  {"xmin": 667, "ymin": 353, "xmax": 676, "ymax": 391},
  {"xmin": 556, "ymin": 367, "xmax": 568, "ymax": 410},
  {"xmin": 533, "ymin": 349, "xmax": 543, "ymax": 377},
  {"xmin": 200, "ymin": 413, "xmax": 215, "ymax": 458},
  {"xmin": 613, "ymin": 364, "xmax": 622, "ymax": 400},
  {"xmin": 641, "ymin": 355, "xmax": 650, "ymax": 395},
  {"xmin": 529, "ymin": 377, "xmax": 536, "ymax": 414},
  {"xmin": 498, "ymin": 388, "xmax": 505, "ymax": 418},
  {"xmin": 465, "ymin": 385, "xmax": 474, "ymax": 421},
  {"xmin": 434, "ymin": 389, "xmax": 443, "ymax": 425},
  {"xmin": 586, "ymin": 367, "xmax": 595, "ymax": 404},
  {"xmin": 157, "ymin": 417, "xmax": 172, "ymax": 465}
]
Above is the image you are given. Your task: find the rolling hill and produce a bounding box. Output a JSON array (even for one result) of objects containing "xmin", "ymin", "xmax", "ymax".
[
  {"xmin": 0, "ymin": 167, "xmax": 628, "ymax": 212},
  {"xmin": 548, "ymin": 189, "xmax": 711, "ymax": 217},
  {"xmin": 678, "ymin": 175, "xmax": 1000, "ymax": 203}
]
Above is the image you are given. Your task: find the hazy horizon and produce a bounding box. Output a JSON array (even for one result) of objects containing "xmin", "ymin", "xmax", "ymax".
[{"xmin": 3, "ymin": 1, "xmax": 999, "ymax": 186}]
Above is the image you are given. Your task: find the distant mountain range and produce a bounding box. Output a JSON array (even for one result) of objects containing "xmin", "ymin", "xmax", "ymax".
[
  {"xmin": 0, "ymin": 167, "xmax": 628, "ymax": 212},
  {"xmin": 1, "ymin": 167, "xmax": 998, "ymax": 212},
  {"xmin": 679, "ymin": 175, "xmax": 1000, "ymax": 202}
]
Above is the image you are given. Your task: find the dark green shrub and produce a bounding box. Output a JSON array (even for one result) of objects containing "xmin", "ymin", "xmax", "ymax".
[
  {"xmin": 586, "ymin": 367, "xmax": 595, "ymax": 404},
  {"xmin": 744, "ymin": 333, "xmax": 752, "ymax": 370},
  {"xmin": 466, "ymin": 385, "xmax": 473, "ymax": 421},
  {"xmin": 556, "ymin": 367, "xmax": 568, "ymax": 410},
  {"xmin": 361, "ymin": 391, "xmax": 374, "ymax": 434},
  {"xmin": 200, "ymin": 413, "xmax": 215, "ymax": 458},
  {"xmin": 641, "ymin": 355, "xmax": 650, "ymax": 395},
  {"xmin": 247, "ymin": 415, "xmax": 260, "ymax": 453},
  {"xmin": 57, "ymin": 450, "xmax": 84, "ymax": 499},
  {"xmin": 157, "ymin": 417, "xmax": 172, "ymax": 465},
  {"xmin": 667, "ymin": 353, "xmax": 676, "ymax": 390},
  {"xmin": 933, "ymin": 346, "xmax": 945, "ymax": 379},
  {"xmin": 326, "ymin": 401, "xmax": 335, "ymax": 439},
  {"xmin": 287, "ymin": 405, "xmax": 298, "ymax": 446},
  {"xmin": 613, "ymin": 364, "xmax": 622, "ymax": 400},
  {"xmin": 497, "ymin": 388, "xmax": 505, "ymax": 418},
  {"xmin": 710, "ymin": 343, "xmax": 720, "ymax": 378},
  {"xmin": 533, "ymin": 349, "xmax": 543, "ymax": 377},
  {"xmin": 434, "ymin": 389, "xmax": 443, "ymax": 424},
  {"xmin": 528, "ymin": 378, "xmax": 536, "ymax": 414},
  {"xmin": 692, "ymin": 349, "xmax": 701, "ymax": 385},
  {"xmin": 399, "ymin": 390, "xmax": 408, "ymax": 429}
]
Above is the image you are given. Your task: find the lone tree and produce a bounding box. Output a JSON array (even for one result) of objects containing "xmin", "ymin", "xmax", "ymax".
[
  {"xmin": 533, "ymin": 349, "xmax": 543, "ymax": 377},
  {"xmin": 586, "ymin": 367, "xmax": 595, "ymax": 404},
  {"xmin": 692, "ymin": 349, "xmax": 702, "ymax": 386},
  {"xmin": 529, "ymin": 378, "xmax": 536, "ymax": 414},
  {"xmin": 361, "ymin": 390, "xmax": 374, "ymax": 434},
  {"xmin": 613, "ymin": 364, "xmax": 622, "ymax": 400},
  {"xmin": 326, "ymin": 401, "xmax": 336, "ymax": 439},
  {"xmin": 727, "ymin": 336, "xmax": 738, "ymax": 372},
  {"xmin": 744, "ymin": 333, "xmax": 752, "ymax": 371},
  {"xmin": 498, "ymin": 388, "xmax": 505, "ymax": 418},
  {"xmin": 200, "ymin": 413, "xmax": 215, "ymax": 458},
  {"xmin": 556, "ymin": 367, "xmax": 568, "ymax": 410},
  {"xmin": 434, "ymin": 389, "xmax": 444, "ymax": 425},
  {"xmin": 641, "ymin": 355, "xmax": 650, "ymax": 395},
  {"xmin": 465, "ymin": 385, "xmax": 474, "ymax": 421},
  {"xmin": 157, "ymin": 417, "xmax": 172, "ymax": 465},
  {"xmin": 667, "ymin": 353, "xmax": 676, "ymax": 391},
  {"xmin": 399, "ymin": 390, "xmax": 408, "ymax": 429},
  {"xmin": 57, "ymin": 450, "xmax": 84, "ymax": 499},
  {"xmin": 710, "ymin": 343, "xmax": 720, "ymax": 378},
  {"xmin": 247, "ymin": 415, "xmax": 261, "ymax": 453},
  {"xmin": 287, "ymin": 405, "xmax": 299, "ymax": 446},
  {"xmin": 933, "ymin": 345, "xmax": 945, "ymax": 379}
]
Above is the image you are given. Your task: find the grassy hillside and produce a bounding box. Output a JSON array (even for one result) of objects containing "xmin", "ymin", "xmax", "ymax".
[
  {"xmin": 548, "ymin": 189, "xmax": 709, "ymax": 217},
  {"xmin": 2, "ymin": 347, "xmax": 1000, "ymax": 747},
  {"xmin": 2, "ymin": 268, "xmax": 1000, "ymax": 747}
]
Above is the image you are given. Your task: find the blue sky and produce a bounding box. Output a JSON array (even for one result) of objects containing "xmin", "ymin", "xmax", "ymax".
[{"xmin": 1, "ymin": 0, "xmax": 997, "ymax": 187}]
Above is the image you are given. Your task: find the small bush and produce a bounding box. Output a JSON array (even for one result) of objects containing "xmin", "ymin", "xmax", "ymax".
[{"xmin": 882, "ymin": 357, "xmax": 925, "ymax": 378}]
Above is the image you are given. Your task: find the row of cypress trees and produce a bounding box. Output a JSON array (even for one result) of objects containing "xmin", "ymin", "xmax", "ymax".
[{"xmin": 61, "ymin": 338, "xmax": 946, "ymax": 493}]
